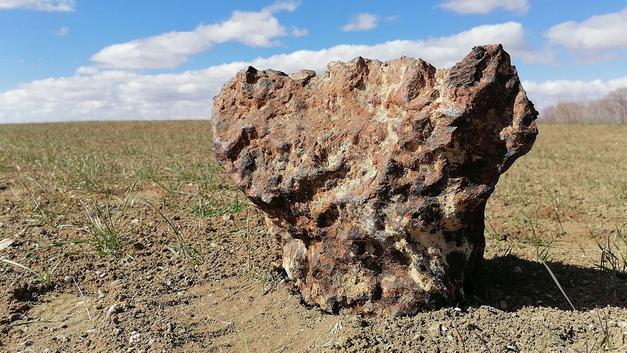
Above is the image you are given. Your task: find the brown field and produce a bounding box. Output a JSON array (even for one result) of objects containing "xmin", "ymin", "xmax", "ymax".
[{"xmin": 0, "ymin": 122, "xmax": 626, "ymax": 352}]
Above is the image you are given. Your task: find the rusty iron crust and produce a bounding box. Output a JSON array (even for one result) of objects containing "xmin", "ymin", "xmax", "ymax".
[{"xmin": 212, "ymin": 45, "xmax": 538, "ymax": 316}]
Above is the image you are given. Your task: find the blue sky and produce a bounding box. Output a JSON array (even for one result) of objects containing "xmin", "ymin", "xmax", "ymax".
[{"xmin": 1, "ymin": 0, "xmax": 626, "ymax": 123}]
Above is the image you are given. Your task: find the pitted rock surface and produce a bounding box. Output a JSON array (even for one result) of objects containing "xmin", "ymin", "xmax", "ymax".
[{"xmin": 212, "ymin": 44, "xmax": 538, "ymax": 316}]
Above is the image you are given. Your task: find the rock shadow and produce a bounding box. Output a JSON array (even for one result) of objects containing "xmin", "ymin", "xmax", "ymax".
[{"xmin": 466, "ymin": 255, "xmax": 627, "ymax": 311}]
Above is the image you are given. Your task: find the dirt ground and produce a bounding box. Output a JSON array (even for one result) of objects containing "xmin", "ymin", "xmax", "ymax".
[{"xmin": 0, "ymin": 122, "xmax": 626, "ymax": 352}]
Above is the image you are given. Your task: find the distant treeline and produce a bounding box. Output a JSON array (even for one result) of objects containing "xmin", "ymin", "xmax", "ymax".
[{"xmin": 541, "ymin": 88, "xmax": 627, "ymax": 124}]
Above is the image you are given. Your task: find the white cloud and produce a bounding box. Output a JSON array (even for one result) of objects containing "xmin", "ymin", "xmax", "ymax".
[
  {"xmin": 439, "ymin": 0, "xmax": 528, "ymax": 14},
  {"xmin": 341, "ymin": 13, "xmax": 378, "ymax": 32},
  {"xmin": 91, "ymin": 1, "xmax": 302, "ymax": 70},
  {"xmin": 263, "ymin": 0, "xmax": 299, "ymax": 12},
  {"xmin": 0, "ymin": 0, "xmax": 74, "ymax": 12},
  {"xmin": 546, "ymin": 8, "xmax": 627, "ymax": 51},
  {"xmin": 250, "ymin": 22, "xmax": 530, "ymax": 73},
  {"xmin": 1, "ymin": 22, "xmax": 535, "ymax": 123},
  {"xmin": 0, "ymin": 64, "xmax": 244, "ymax": 123},
  {"xmin": 55, "ymin": 26, "xmax": 70, "ymax": 36},
  {"xmin": 291, "ymin": 26, "xmax": 308, "ymax": 37},
  {"xmin": 524, "ymin": 77, "xmax": 627, "ymax": 110}
]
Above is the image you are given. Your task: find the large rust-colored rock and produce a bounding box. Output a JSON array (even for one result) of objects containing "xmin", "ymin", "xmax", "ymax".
[{"xmin": 212, "ymin": 44, "xmax": 538, "ymax": 316}]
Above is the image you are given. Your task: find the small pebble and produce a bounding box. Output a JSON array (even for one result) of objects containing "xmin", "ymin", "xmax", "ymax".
[
  {"xmin": 429, "ymin": 322, "xmax": 442, "ymax": 336},
  {"xmin": 128, "ymin": 331, "xmax": 141, "ymax": 344}
]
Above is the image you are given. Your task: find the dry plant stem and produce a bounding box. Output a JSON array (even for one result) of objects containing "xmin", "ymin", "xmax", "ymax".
[
  {"xmin": 72, "ymin": 277, "xmax": 92, "ymax": 321},
  {"xmin": 0, "ymin": 257, "xmax": 57, "ymax": 286},
  {"xmin": 540, "ymin": 260, "xmax": 577, "ymax": 311},
  {"xmin": 147, "ymin": 200, "xmax": 202, "ymax": 264}
]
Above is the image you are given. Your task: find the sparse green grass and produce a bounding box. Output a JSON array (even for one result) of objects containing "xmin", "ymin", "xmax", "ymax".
[
  {"xmin": 56, "ymin": 154, "xmax": 115, "ymax": 193},
  {"xmin": 82, "ymin": 204, "xmax": 124, "ymax": 256},
  {"xmin": 79, "ymin": 179, "xmax": 138, "ymax": 256},
  {"xmin": 77, "ymin": 199, "xmax": 124, "ymax": 255},
  {"xmin": 596, "ymin": 225, "xmax": 627, "ymax": 284},
  {"xmin": 192, "ymin": 193, "xmax": 246, "ymax": 218},
  {"xmin": 13, "ymin": 165, "xmax": 76, "ymax": 227},
  {"xmin": 0, "ymin": 121, "xmax": 239, "ymax": 260},
  {"xmin": 149, "ymin": 200, "xmax": 203, "ymax": 265},
  {"xmin": 488, "ymin": 124, "xmax": 627, "ymax": 244},
  {"xmin": 0, "ymin": 257, "xmax": 57, "ymax": 287},
  {"xmin": 510, "ymin": 211, "xmax": 559, "ymax": 263}
]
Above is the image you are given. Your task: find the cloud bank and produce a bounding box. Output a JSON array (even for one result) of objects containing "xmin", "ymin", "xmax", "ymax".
[
  {"xmin": 523, "ymin": 76, "xmax": 627, "ymax": 109},
  {"xmin": 1, "ymin": 20, "xmax": 625, "ymax": 123},
  {"xmin": 547, "ymin": 7, "xmax": 627, "ymax": 52},
  {"xmin": 0, "ymin": 0, "xmax": 74, "ymax": 12},
  {"xmin": 1, "ymin": 22, "xmax": 535, "ymax": 123},
  {"xmin": 439, "ymin": 0, "xmax": 529, "ymax": 14}
]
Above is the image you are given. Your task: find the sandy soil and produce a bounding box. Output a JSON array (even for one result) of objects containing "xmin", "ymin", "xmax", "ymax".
[{"xmin": 0, "ymin": 122, "xmax": 625, "ymax": 352}]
